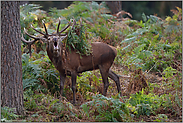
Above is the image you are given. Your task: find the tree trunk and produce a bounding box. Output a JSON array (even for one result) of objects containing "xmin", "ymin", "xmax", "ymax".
[
  {"xmin": 1, "ymin": 1, "xmax": 24, "ymax": 115},
  {"xmin": 106, "ymin": 1, "xmax": 122, "ymax": 18}
]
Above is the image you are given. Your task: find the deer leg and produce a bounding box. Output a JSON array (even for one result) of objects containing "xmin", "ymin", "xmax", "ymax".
[
  {"xmin": 71, "ymin": 72, "xmax": 77, "ymax": 105},
  {"xmin": 108, "ymin": 69, "xmax": 122, "ymax": 96},
  {"xmin": 60, "ymin": 73, "xmax": 66, "ymax": 97},
  {"xmin": 99, "ymin": 65, "xmax": 109, "ymax": 96}
]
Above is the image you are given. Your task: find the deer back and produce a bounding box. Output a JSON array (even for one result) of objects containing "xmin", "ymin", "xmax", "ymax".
[{"xmin": 50, "ymin": 42, "xmax": 117, "ymax": 74}]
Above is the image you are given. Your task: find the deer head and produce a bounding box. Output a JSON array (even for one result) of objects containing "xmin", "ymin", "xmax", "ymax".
[{"xmin": 21, "ymin": 18, "xmax": 72, "ymax": 57}]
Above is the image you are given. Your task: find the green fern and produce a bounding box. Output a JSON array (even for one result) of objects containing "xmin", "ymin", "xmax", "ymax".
[
  {"xmin": 81, "ymin": 94, "xmax": 131, "ymax": 122},
  {"xmin": 65, "ymin": 21, "xmax": 91, "ymax": 56},
  {"xmin": 22, "ymin": 53, "xmax": 60, "ymax": 95},
  {"xmin": 1, "ymin": 106, "xmax": 19, "ymax": 121}
]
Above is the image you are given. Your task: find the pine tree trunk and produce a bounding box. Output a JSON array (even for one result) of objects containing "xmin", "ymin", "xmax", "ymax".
[{"xmin": 1, "ymin": 1, "xmax": 24, "ymax": 115}]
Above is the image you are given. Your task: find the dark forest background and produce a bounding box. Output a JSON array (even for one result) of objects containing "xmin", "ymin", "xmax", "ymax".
[{"xmin": 20, "ymin": 1, "xmax": 182, "ymax": 20}]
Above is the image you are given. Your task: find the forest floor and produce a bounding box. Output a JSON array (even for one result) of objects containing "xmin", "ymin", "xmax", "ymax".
[{"xmin": 17, "ymin": 63, "xmax": 182, "ymax": 122}]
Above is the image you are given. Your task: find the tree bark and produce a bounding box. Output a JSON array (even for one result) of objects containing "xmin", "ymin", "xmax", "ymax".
[
  {"xmin": 1, "ymin": 1, "xmax": 24, "ymax": 115},
  {"xmin": 106, "ymin": 1, "xmax": 122, "ymax": 18}
]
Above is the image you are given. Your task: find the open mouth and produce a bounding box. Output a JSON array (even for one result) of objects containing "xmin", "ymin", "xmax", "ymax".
[{"xmin": 54, "ymin": 41, "xmax": 57, "ymax": 47}]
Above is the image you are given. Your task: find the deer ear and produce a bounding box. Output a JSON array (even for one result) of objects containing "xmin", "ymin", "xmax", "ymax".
[{"xmin": 60, "ymin": 35, "xmax": 67, "ymax": 41}]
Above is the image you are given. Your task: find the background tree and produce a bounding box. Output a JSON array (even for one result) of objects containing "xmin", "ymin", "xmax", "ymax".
[
  {"xmin": 1, "ymin": 1, "xmax": 24, "ymax": 115},
  {"xmin": 106, "ymin": 1, "xmax": 122, "ymax": 18}
]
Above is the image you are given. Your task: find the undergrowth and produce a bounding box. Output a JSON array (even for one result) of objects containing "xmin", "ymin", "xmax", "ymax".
[
  {"xmin": 116, "ymin": 9, "xmax": 182, "ymax": 73},
  {"xmin": 81, "ymin": 94, "xmax": 131, "ymax": 122}
]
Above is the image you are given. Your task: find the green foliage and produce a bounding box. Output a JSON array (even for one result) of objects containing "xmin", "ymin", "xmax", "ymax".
[
  {"xmin": 127, "ymin": 86, "xmax": 182, "ymax": 118},
  {"xmin": 77, "ymin": 72, "xmax": 93, "ymax": 99},
  {"xmin": 65, "ymin": 20, "xmax": 91, "ymax": 55},
  {"xmin": 117, "ymin": 10, "xmax": 182, "ymax": 72},
  {"xmin": 154, "ymin": 114, "xmax": 168, "ymax": 122},
  {"xmin": 20, "ymin": 4, "xmax": 50, "ymax": 36},
  {"xmin": 47, "ymin": 2, "xmax": 118, "ymax": 43},
  {"xmin": 20, "ymin": 4, "xmax": 44, "ymax": 29},
  {"xmin": 22, "ymin": 52, "xmax": 60, "ymax": 95},
  {"xmin": 23, "ymin": 92, "xmax": 82, "ymax": 122},
  {"xmin": 24, "ymin": 93, "xmax": 38, "ymax": 111},
  {"xmin": 128, "ymin": 89, "xmax": 160, "ymax": 117},
  {"xmin": 162, "ymin": 66, "xmax": 177, "ymax": 79},
  {"xmin": 49, "ymin": 1, "xmax": 110, "ymax": 20},
  {"xmin": 1, "ymin": 107, "xmax": 19, "ymax": 121},
  {"xmin": 76, "ymin": 69, "xmax": 119, "ymax": 103},
  {"xmin": 22, "ymin": 53, "xmax": 43, "ymax": 91},
  {"xmin": 81, "ymin": 94, "xmax": 131, "ymax": 122}
]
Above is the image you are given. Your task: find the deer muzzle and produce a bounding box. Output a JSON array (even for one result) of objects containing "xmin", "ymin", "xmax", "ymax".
[
  {"xmin": 53, "ymin": 41, "xmax": 60, "ymax": 56},
  {"xmin": 53, "ymin": 44, "xmax": 59, "ymax": 52},
  {"xmin": 54, "ymin": 42, "xmax": 59, "ymax": 50}
]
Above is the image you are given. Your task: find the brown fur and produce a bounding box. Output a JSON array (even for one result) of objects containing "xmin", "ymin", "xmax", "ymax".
[{"xmin": 47, "ymin": 41, "xmax": 122, "ymax": 104}]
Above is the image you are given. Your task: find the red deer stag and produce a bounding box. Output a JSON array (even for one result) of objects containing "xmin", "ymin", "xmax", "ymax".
[{"xmin": 21, "ymin": 18, "xmax": 122, "ymax": 104}]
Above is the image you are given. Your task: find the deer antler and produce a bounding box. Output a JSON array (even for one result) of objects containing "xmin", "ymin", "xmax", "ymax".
[
  {"xmin": 21, "ymin": 18, "xmax": 73, "ymax": 57},
  {"xmin": 31, "ymin": 24, "xmax": 49, "ymax": 38},
  {"xmin": 22, "ymin": 28, "xmax": 47, "ymax": 43},
  {"xmin": 21, "ymin": 34, "xmax": 35, "ymax": 57},
  {"xmin": 21, "ymin": 34, "xmax": 36, "ymax": 44},
  {"xmin": 57, "ymin": 17, "xmax": 71, "ymax": 36},
  {"xmin": 23, "ymin": 28, "xmax": 44, "ymax": 41},
  {"xmin": 57, "ymin": 17, "xmax": 61, "ymax": 34},
  {"xmin": 42, "ymin": 20, "xmax": 48, "ymax": 36},
  {"xmin": 21, "ymin": 28, "xmax": 47, "ymax": 57}
]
